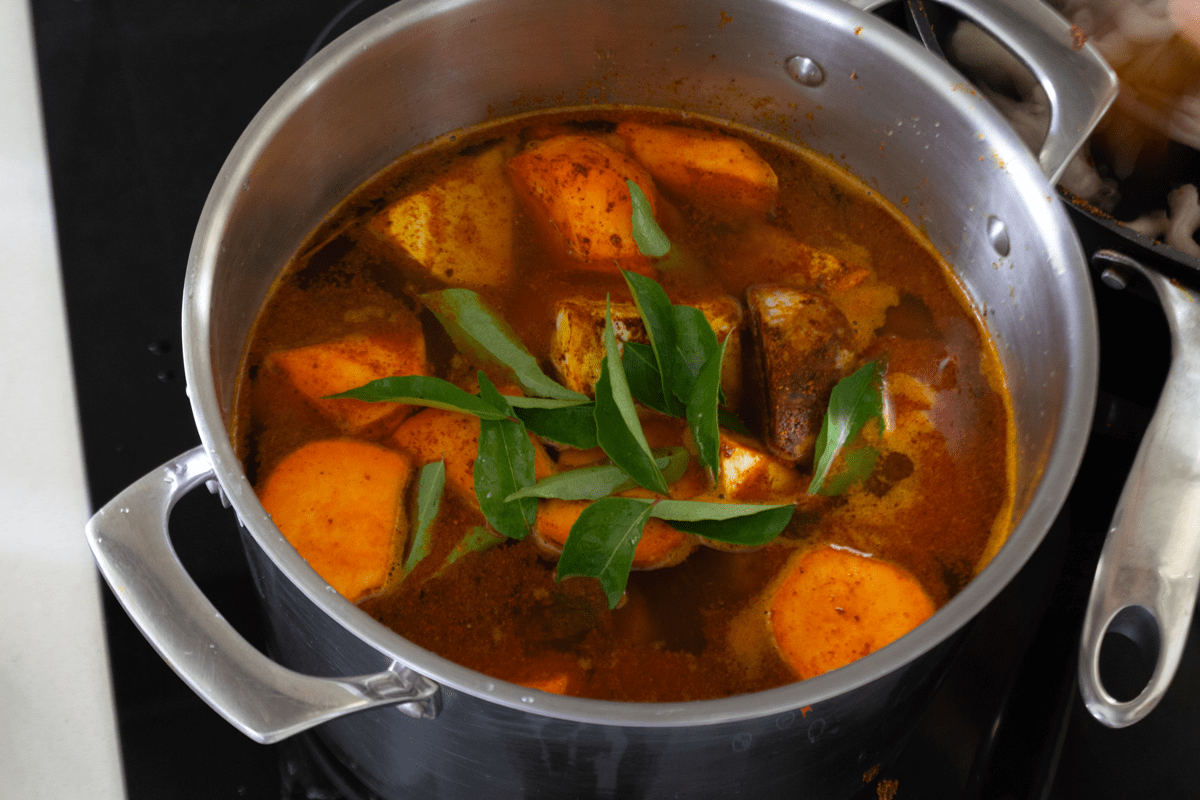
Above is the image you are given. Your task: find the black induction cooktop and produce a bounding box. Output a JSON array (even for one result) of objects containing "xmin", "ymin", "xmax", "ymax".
[{"xmin": 32, "ymin": 1, "xmax": 1200, "ymax": 797}]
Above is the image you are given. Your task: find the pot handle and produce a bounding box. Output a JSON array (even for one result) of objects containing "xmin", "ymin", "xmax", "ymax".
[
  {"xmin": 1077, "ymin": 251, "xmax": 1200, "ymax": 728},
  {"xmin": 85, "ymin": 446, "xmax": 442, "ymax": 744},
  {"xmin": 847, "ymin": 0, "xmax": 1117, "ymax": 184}
]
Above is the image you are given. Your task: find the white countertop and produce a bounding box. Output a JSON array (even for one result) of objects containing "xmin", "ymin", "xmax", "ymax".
[{"xmin": 0, "ymin": 1, "xmax": 126, "ymax": 797}]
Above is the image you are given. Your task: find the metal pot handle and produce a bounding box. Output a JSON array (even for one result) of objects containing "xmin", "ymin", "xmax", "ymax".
[
  {"xmin": 847, "ymin": 0, "xmax": 1117, "ymax": 184},
  {"xmin": 1078, "ymin": 251, "xmax": 1200, "ymax": 728},
  {"xmin": 85, "ymin": 445, "xmax": 441, "ymax": 744}
]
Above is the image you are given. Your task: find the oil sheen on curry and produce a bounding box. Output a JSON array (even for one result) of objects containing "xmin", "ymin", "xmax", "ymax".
[{"xmin": 233, "ymin": 108, "xmax": 1015, "ymax": 703}]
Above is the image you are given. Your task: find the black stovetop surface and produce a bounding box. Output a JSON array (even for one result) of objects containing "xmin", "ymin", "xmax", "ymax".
[{"xmin": 31, "ymin": 1, "xmax": 1200, "ymax": 797}]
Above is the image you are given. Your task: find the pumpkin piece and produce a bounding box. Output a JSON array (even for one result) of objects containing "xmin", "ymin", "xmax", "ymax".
[
  {"xmin": 769, "ymin": 544, "xmax": 935, "ymax": 679},
  {"xmin": 506, "ymin": 135, "xmax": 659, "ymax": 270},
  {"xmin": 391, "ymin": 407, "xmax": 555, "ymax": 506},
  {"xmin": 370, "ymin": 141, "xmax": 518, "ymax": 288},
  {"xmin": 533, "ymin": 499, "xmax": 696, "ymax": 570},
  {"xmin": 615, "ymin": 121, "xmax": 779, "ymax": 217},
  {"xmin": 259, "ymin": 439, "xmax": 412, "ymax": 603},
  {"xmin": 265, "ymin": 326, "xmax": 428, "ymax": 436},
  {"xmin": 549, "ymin": 295, "xmax": 743, "ymax": 407}
]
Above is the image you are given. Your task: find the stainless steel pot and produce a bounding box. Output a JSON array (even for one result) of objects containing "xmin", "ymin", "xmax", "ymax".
[{"xmin": 86, "ymin": 0, "xmax": 1114, "ymax": 796}]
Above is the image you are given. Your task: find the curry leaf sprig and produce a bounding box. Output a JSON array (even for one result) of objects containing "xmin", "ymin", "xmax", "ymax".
[
  {"xmin": 474, "ymin": 373, "xmax": 539, "ymax": 539},
  {"xmin": 328, "ymin": 280, "xmax": 790, "ymax": 607},
  {"xmin": 626, "ymin": 180, "xmax": 671, "ymax": 258},
  {"xmin": 402, "ymin": 460, "xmax": 444, "ymax": 576},
  {"xmin": 620, "ymin": 270, "xmax": 731, "ymax": 478},
  {"xmin": 806, "ymin": 358, "xmax": 886, "ymax": 496},
  {"xmin": 329, "ymin": 180, "xmax": 886, "ymax": 604},
  {"xmin": 595, "ymin": 299, "xmax": 670, "ymax": 495}
]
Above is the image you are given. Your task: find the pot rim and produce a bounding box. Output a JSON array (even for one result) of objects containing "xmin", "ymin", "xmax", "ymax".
[{"xmin": 181, "ymin": 0, "xmax": 1098, "ymax": 727}]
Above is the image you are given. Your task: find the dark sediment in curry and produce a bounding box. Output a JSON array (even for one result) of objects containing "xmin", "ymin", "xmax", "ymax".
[{"xmin": 233, "ymin": 108, "xmax": 1014, "ymax": 702}]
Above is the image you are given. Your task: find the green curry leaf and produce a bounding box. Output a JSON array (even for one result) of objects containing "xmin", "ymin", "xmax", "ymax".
[
  {"xmin": 433, "ymin": 526, "xmax": 504, "ymax": 578},
  {"xmin": 654, "ymin": 446, "xmax": 692, "ymax": 486},
  {"xmin": 502, "ymin": 395, "xmax": 591, "ymax": 410},
  {"xmin": 648, "ymin": 498, "xmax": 792, "ymax": 522},
  {"xmin": 621, "ymin": 342, "xmax": 671, "ymax": 414},
  {"xmin": 807, "ymin": 358, "xmax": 885, "ymax": 496},
  {"xmin": 422, "ymin": 288, "xmax": 585, "ymax": 401},
  {"xmin": 474, "ymin": 373, "xmax": 538, "ymax": 539},
  {"xmin": 403, "ymin": 459, "xmax": 445, "ymax": 575},
  {"xmin": 557, "ymin": 497, "xmax": 656, "ymax": 608},
  {"xmin": 622, "ymin": 270, "xmax": 680, "ymax": 414},
  {"xmin": 685, "ymin": 338, "xmax": 727, "ymax": 478},
  {"xmin": 626, "ymin": 180, "xmax": 670, "ymax": 258},
  {"xmin": 326, "ymin": 375, "xmax": 509, "ymax": 420},
  {"xmin": 670, "ymin": 304, "xmax": 722, "ymax": 407},
  {"xmin": 817, "ymin": 446, "xmax": 880, "ymax": 496},
  {"xmin": 506, "ymin": 448, "xmax": 688, "ymax": 502},
  {"xmin": 593, "ymin": 301, "xmax": 669, "ymax": 495},
  {"xmin": 506, "ymin": 462, "xmax": 638, "ymax": 502},
  {"xmin": 652, "ymin": 501, "xmax": 793, "ymax": 546},
  {"xmin": 512, "ymin": 402, "xmax": 599, "ymax": 450}
]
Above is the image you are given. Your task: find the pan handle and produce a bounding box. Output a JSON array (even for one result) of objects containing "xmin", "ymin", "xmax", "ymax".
[
  {"xmin": 847, "ymin": 0, "xmax": 1117, "ymax": 184},
  {"xmin": 85, "ymin": 446, "xmax": 442, "ymax": 744},
  {"xmin": 1078, "ymin": 251, "xmax": 1200, "ymax": 728}
]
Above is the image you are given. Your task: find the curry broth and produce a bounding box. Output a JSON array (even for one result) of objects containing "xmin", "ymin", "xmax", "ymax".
[{"xmin": 233, "ymin": 108, "xmax": 1013, "ymax": 702}]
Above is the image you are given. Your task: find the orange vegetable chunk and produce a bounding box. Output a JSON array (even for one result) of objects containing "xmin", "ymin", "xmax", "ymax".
[
  {"xmin": 549, "ymin": 296, "xmax": 743, "ymax": 406},
  {"xmin": 265, "ymin": 326, "xmax": 428, "ymax": 436},
  {"xmin": 370, "ymin": 141, "xmax": 518, "ymax": 288},
  {"xmin": 769, "ymin": 545, "xmax": 935, "ymax": 679},
  {"xmin": 506, "ymin": 135, "xmax": 659, "ymax": 270},
  {"xmin": 259, "ymin": 439, "xmax": 412, "ymax": 603},
  {"xmin": 615, "ymin": 121, "xmax": 779, "ymax": 216},
  {"xmin": 534, "ymin": 499, "xmax": 695, "ymax": 570},
  {"xmin": 391, "ymin": 407, "xmax": 555, "ymax": 506}
]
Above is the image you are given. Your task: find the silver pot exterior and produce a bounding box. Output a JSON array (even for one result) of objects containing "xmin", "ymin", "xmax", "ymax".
[
  {"xmin": 146, "ymin": 0, "xmax": 1102, "ymax": 796},
  {"xmin": 246, "ymin": 531, "xmax": 960, "ymax": 797}
]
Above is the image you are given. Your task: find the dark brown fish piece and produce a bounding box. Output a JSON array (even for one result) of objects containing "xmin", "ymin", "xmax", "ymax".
[{"xmin": 746, "ymin": 286, "xmax": 856, "ymax": 464}]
